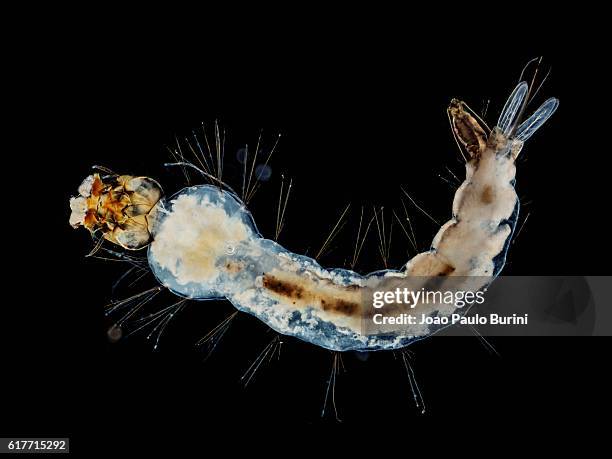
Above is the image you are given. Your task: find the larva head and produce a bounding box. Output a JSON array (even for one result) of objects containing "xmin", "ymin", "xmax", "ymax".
[{"xmin": 69, "ymin": 173, "xmax": 163, "ymax": 250}]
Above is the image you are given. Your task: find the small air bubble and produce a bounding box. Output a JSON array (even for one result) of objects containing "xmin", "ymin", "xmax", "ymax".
[
  {"xmin": 107, "ymin": 325, "xmax": 123, "ymax": 343},
  {"xmin": 255, "ymin": 164, "xmax": 272, "ymax": 181},
  {"xmin": 236, "ymin": 147, "xmax": 247, "ymax": 164}
]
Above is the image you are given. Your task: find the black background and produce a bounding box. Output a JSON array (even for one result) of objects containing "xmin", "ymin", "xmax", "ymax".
[{"xmin": 4, "ymin": 12, "xmax": 611, "ymax": 452}]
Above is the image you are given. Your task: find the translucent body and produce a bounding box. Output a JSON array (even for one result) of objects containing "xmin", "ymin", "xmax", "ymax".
[{"xmin": 144, "ymin": 82, "xmax": 558, "ymax": 351}]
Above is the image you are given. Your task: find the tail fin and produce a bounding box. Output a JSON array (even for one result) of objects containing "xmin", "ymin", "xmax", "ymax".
[
  {"xmin": 497, "ymin": 81, "xmax": 558, "ymax": 141},
  {"xmin": 515, "ymin": 97, "xmax": 559, "ymax": 141},
  {"xmin": 497, "ymin": 81, "xmax": 529, "ymax": 135}
]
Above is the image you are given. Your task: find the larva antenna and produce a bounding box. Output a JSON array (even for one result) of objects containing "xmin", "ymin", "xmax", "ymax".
[
  {"xmin": 497, "ymin": 81, "xmax": 529, "ymax": 135},
  {"xmin": 515, "ymin": 97, "xmax": 559, "ymax": 141}
]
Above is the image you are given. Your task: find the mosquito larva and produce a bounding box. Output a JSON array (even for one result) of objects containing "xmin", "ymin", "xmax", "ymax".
[{"xmin": 69, "ymin": 80, "xmax": 558, "ymax": 351}]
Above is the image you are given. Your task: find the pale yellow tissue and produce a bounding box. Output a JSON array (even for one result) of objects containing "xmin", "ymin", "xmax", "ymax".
[{"xmin": 150, "ymin": 194, "xmax": 250, "ymax": 285}]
